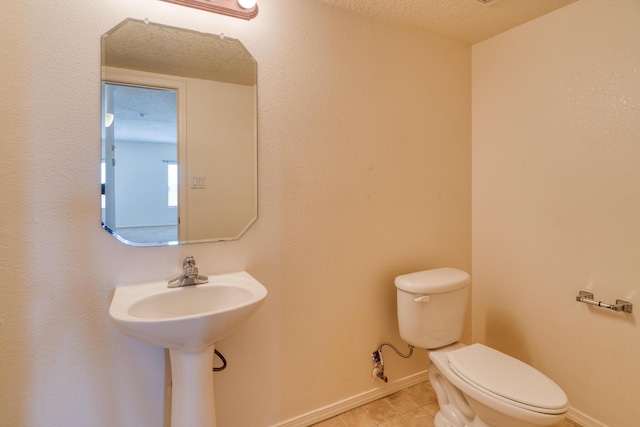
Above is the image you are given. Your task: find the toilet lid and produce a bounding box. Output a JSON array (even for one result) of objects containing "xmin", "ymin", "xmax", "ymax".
[{"xmin": 447, "ymin": 344, "xmax": 568, "ymax": 414}]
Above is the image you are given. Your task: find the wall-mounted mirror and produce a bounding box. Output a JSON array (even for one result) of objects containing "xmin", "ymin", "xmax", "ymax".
[{"xmin": 101, "ymin": 19, "xmax": 257, "ymax": 246}]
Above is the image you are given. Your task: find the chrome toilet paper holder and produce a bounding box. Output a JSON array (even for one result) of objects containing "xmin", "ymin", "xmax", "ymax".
[{"xmin": 576, "ymin": 290, "xmax": 633, "ymax": 313}]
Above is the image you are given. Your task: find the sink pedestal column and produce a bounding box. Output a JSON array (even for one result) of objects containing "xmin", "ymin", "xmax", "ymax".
[{"xmin": 169, "ymin": 346, "xmax": 217, "ymax": 427}]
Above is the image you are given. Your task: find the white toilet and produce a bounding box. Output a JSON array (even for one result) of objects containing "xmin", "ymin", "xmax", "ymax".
[{"xmin": 395, "ymin": 268, "xmax": 568, "ymax": 427}]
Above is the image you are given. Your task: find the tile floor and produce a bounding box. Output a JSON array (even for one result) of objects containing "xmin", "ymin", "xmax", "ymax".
[{"xmin": 311, "ymin": 380, "xmax": 581, "ymax": 427}]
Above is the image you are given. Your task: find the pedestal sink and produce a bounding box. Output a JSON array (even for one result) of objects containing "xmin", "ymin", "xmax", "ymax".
[{"xmin": 109, "ymin": 271, "xmax": 267, "ymax": 427}]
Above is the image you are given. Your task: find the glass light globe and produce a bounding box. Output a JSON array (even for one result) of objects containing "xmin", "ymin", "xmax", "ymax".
[{"xmin": 237, "ymin": 0, "xmax": 257, "ymax": 9}]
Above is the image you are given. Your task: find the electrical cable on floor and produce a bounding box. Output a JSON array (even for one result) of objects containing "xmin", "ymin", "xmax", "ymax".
[{"xmin": 213, "ymin": 349, "xmax": 227, "ymax": 372}]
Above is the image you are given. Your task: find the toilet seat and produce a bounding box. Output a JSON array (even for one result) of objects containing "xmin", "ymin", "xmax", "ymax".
[{"xmin": 447, "ymin": 344, "xmax": 568, "ymax": 415}]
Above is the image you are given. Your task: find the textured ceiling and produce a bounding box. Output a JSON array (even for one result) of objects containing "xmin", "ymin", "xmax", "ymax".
[{"xmin": 314, "ymin": 0, "xmax": 578, "ymax": 44}]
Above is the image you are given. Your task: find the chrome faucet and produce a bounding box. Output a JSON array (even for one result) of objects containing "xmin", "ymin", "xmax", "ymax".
[{"xmin": 168, "ymin": 256, "xmax": 209, "ymax": 288}]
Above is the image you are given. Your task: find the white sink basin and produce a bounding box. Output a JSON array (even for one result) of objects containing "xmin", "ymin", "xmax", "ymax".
[
  {"xmin": 109, "ymin": 271, "xmax": 267, "ymax": 353},
  {"xmin": 109, "ymin": 271, "xmax": 267, "ymax": 427}
]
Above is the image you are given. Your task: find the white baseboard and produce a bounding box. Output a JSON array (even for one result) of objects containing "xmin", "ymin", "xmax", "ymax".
[
  {"xmin": 568, "ymin": 407, "xmax": 608, "ymax": 427},
  {"xmin": 270, "ymin": 370, "xmax": 606, "ymax": 427},
  {"xmin": 271, "ymin": 370, "xmax": 429, "ymax": 427}
]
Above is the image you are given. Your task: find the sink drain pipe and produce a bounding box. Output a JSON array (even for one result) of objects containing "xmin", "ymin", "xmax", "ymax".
[
  {"xmin": 213, "ymin": 349, "xmax": 227, "ymax": 372},
  {"xmin": 371, "ymin": 342, "xmax": 414, "ymax": 383}
]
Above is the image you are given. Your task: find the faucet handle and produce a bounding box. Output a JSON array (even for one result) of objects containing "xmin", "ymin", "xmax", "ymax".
[
  {"xmin": 182, "ymin": 256, "xmax": 200, "ymax": 278},
  {"xmin": 168, "ymin": 256, "xmax": 208, "ymax": 287}
]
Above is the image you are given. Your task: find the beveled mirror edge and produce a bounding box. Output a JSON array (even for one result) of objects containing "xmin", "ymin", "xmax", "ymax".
[{"xmin": 102, "ymin": 224, "xmax": 180, "ymax": 247}]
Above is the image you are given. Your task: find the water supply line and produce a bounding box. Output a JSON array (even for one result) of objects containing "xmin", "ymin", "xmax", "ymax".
[{"xmin": 371, "ymin": 342, "xmax": 414, "ymax": 383}]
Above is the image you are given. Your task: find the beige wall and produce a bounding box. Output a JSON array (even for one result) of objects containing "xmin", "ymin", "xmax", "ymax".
[
  {"xmin": 472, "ymin": 0, "xmax": 640, "ymax": 425},
  {"xmin": 1, "ymin": 0, "xmax": 470, "ymax": 426},
  {"xmin": 186, "ymin": 78, "xmax": 256, "ymax": 241}
]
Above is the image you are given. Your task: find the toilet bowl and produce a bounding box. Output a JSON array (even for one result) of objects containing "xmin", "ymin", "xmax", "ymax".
[{"xmin": 395, "ymin": 268, "xmax": 568, "ymax": 427}]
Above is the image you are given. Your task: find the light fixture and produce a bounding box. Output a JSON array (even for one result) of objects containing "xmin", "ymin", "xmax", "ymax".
[
  {"xmin": 104, "ymin": 113, "xmax": 114, "ymax": 128},
  {"xmin": 237, "ymin": 0, "xmax": 257, "ymax": 9},
  {"xmin": 160, "ymin": 0, "xmax": 258, "ymax": 20}
]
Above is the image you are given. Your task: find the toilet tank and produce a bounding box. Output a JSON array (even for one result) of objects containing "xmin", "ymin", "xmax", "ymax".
[{"xmin": 395, "ymin": 268, "xmax": 470, "ymax": 349}]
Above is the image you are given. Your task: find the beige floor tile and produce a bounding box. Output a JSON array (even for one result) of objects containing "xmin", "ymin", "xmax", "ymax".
[
  {"xmin": 361, "ymin": 398, "xmax": 399, "ymax": 423},
  {"xmin": 308, "ymin": 381, "xmax": 582, "ymax": 427},
  {"xmin": 384, "ymin": 390, "xmax": 421, "ymax": 414},
  {"xmin": 338, "ymin": 407, "xmax": 376, "ymax": 427},
  {"xmin": 405, "ymin": 382, "xmax": 437, "ymax": 406},
  {"xmin": 377, "ymin": 416, "xmax": 410, "ymax": 427},
  {"xmin": 421, "ymin": 401, "xmax": 440, "ymax": 418},
  {"xmin": 401, "ymin": 407, "xmax": 435, "ymax": 427},
  {"xmin": 312, "ymin": 417, "xmax": 344, "ymax": 427}
]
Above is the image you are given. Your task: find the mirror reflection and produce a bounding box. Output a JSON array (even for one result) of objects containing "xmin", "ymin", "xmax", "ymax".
[{"xmin": 101, "ymin": 19, "xmax": 257, "ymax": 246}]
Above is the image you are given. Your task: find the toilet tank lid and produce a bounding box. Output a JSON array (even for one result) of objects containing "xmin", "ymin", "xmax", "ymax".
[{"xmin": 395, "ymin": 268, "xmax": 470, "ymax": 294}]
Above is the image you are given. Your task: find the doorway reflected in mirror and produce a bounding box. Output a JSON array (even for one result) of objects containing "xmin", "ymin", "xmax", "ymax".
[{"xmin": 102, "ymin": 83, "xmax": 178, "ymax": 245}]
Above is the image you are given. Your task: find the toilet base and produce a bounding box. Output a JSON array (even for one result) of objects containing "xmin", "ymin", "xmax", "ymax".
[{"xmin": 429, "ymin": 365, "xmax": 473, "ymax": 427}]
